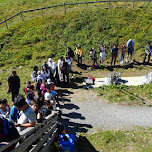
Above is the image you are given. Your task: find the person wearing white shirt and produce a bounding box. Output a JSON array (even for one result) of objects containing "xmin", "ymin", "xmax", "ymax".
[{"xmin": 58, "ymin": 56, "xmax": 63, "ymax": 81}]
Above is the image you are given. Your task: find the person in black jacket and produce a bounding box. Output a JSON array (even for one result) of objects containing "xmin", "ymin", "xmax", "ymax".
[
  {"xmin": 7, "ymin": 71, "xmax": 20, "ymax": 103},
  {"xmin": 111, "ymin": 44, "xmax": 118, "ymax": 66}
]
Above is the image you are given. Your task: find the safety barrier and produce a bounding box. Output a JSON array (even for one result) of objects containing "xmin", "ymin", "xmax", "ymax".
[{"xmin": 0, "ymin": 112, "xmax": 59, "ymax": 152}]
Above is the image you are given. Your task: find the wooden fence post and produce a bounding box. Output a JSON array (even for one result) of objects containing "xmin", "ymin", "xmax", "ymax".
[
  {"xmin": 64, "ymin": 3, "xmax": 66, "ymax": 13},
  {"xmin": 109, "ymin": 0, "xmax": 111, "ymax": 9},
  {"xmin": 20, "ymin": 11, "xmax": 24, "ymax": 21},
  {"xmin": 87, "ymin": 0, "xmax": 89, "ymax": 10},
  {"xmin": 132, "ymin": 0, "xmax": 134, "ymax": 9},
  {"xmin": 4, "ymin": 17, "xmax": 8, "ymax": 29},
  {"xmin": 41, "ymin": 6, "xmax": 43, "ymax": 17}
]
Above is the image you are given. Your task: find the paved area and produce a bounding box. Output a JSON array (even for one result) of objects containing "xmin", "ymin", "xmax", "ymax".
[
  {"xmin": 60, "ymin": 89, "xmax": 152, "ymax": 134},
  {"xmin": 83, "ymin": 76, "xmax": 148, "ymax": 88}
]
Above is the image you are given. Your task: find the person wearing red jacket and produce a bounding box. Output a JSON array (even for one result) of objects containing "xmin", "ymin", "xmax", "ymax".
[{"xmin": 120, "ymin": 42, "xmax": 126, "ymax": 64}]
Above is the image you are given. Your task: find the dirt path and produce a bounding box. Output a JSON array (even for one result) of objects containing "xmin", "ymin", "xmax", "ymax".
[{"xmin": 57, "ymin": 88, "xmax": 152, "ymax": 134}]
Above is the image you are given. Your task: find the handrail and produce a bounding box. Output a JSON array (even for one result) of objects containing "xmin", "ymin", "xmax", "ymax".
[{"xmin": 0, "ymin": 112, "xmax": 59, "ymax": 152}]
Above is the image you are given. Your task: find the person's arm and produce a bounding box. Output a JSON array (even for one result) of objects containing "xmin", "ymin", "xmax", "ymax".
[
  {"xmin": 16, "ymin": 122, "xmax": 36, "ymax": 127},
  {"xmin": 80, "ymin": 48, "xmax": 83, "ymax": 57},
  {"xmin": 76, "ymin": 48, "xmax": 78, "ymax": 55}
]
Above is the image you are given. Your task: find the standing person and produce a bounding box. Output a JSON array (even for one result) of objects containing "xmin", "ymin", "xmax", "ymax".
[
  {"xmin": 7, "ymin": 71, "xmax": 20, "ymax": 103},
  {"xmin": 126, "ymin": 39, "xmax": 135, "ymax": 62},
  {"xmin": 58, "ymin": 56, "xmax": 63, "ymax": 81},
  {"xmin": 76, "ymin": 43, "xmax": 83, "ymax": 64},
  {"xmin": 143, "ymin": 42, "xmax": 152, "ymax": 65},
  {"xmin": 111, "ymin": 44, "xmax": 118, "ymax": 66},
  {"xmin": 31, "ymin": 66, "xmax": 38, "ymax": 82},
  {"xmin": 89, "ymin": 48, "xmax": 98, "ymax": 67},
  {"xmin": 62, "ymin": 58, "xmax": 69, "ymax": 84},
  {"xmin": 120, "ymin": 42, "xmax": 126, "ymax": 64},
  {"xmin": 65, "ymin": 55, "xmax": 72, "ymax": 72},
  {"xmin": 99, "ymin": 43, "xmax": 106, "ymax": 66},
  {"xmin": 66, "ymin": 47, "xmax": 75, "ymax": 60},
  {"xmin": 41, "ymin": 60, "xmax": 48, "ymax": 71}
]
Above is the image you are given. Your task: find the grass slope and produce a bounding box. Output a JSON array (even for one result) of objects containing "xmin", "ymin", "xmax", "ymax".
[
  {"xmin": 0, "ymin": 2, "xmax": 152, "ymax": 68},
  {"xmin": 85, "ymin": 127, "xmax": 152, "ymax": 152}
]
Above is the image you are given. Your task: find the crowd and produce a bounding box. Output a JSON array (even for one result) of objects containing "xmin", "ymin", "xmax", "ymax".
[
  {"xmin": 90, "ymin": 39, "xmax": 152, "ymax": 67},
  {"xmin": 0, "ymin": 40, "xmax": 152, "ymax": 136}
]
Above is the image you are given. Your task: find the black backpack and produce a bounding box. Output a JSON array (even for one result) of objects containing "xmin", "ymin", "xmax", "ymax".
[
  {"xmin": 128, "ymin": 41, "xmax": 133, "ymax": 49},
  {"xmin": 0, "ymin": 115, "xmax": 20, "ymax": 142}
]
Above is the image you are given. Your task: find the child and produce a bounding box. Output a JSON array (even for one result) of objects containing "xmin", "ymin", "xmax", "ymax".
[
  {"xmin": 99, "ymin": 43, "xmax": 106, "ymax": 66},
  {"xmin": 0, "ymin": 99, "xmax": 10, "ymax": 117},
  {"xmin": 40, "ymin": 80, "xmax": 47, "ymax": 102},
  {"xmin": 120, "ymin": 42, "xmax": 126, "ymax": 64}
]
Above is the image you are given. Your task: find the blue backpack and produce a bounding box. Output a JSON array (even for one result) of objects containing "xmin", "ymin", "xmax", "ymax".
[{"xmin": 0, "ymin": 115, "xmax": 20, "ymax": 142}]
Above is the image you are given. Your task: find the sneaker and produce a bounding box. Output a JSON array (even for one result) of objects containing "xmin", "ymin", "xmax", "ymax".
[
  {"xmin": 96, "ymin": 64, "xmax": 98, "ymax": 66},
  {"xmin": 130, "ymin": 60, "xmax": 133, "ymax": 63},
  {"xmin": 101, "ymin": 64, "xmax": 104, "ymax": 66},
  {"xmin": 72, "ymin": 76, "xmax": 74, "ymax": 78},
  {"xmin": 92, "ymin": 65, "xmax": 94, "ymax": 67},
  {"xmin": 126, "ymin": 60, "xmax": 128, "ymax": 63},
  {"xmin": 99, "ymin": 64, "xmax": 101, "ymax": 67}
]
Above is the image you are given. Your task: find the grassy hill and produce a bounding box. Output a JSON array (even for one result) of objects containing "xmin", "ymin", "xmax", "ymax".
[
  {"xmin": 0, "ymin": 1, "xmax": 152, "ymax": 102},
  {"xmin": 0, "ymin": 1, "xmax": 152, "ymax": 68}
]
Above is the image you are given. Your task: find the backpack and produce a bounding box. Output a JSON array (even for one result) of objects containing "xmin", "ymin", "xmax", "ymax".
[
  {"xmin": 128, "ymin": 41, "xmax": 133, "ymax": 49},
  {"xmin": 0, "ymin": 115, "xmax": 20, "ymax": 142},
  {"xmin": 67, "ymin": 50, "xmax": 75, "ymax": 58}
]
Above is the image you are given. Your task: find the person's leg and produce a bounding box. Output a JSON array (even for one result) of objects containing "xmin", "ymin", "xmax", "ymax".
[
  {"xmin": 12, "ymin": 92, "xmax": 15, "ymax": 103},
  {"xmin": 66, "ymin": 73, "xmax": 69, "ymax": 84},
  {"xmin": 130, "ymin": 51, "xmax": 133, "ymax": 61},
  {"xmin": 63, "ymin": 73, "xmax": 65, "ymax": 82},
  {"xmin": 143, "ymin": 53, "xmax": 147, "ymax": 64},
  {"xmin": 114, "ymin": 56, "xmax": 116, "ymax": 66},
  {"xmin": 80, "ymin": 56, "xmax": 82, "ymax": 64},
  {"xmin": 120, "ymin": 52, "xmax": 123, "ymax": 62},
  {"xmin": 111, "ymin": 55, "xmax": 114, "ymax": 66},
  {"xmin": 148, "ymin": 53, "xmax": 151, "ymax": 63},
  {"xmin": 77, "ymin": 55, "xmax": 79, "ymax": 64}
]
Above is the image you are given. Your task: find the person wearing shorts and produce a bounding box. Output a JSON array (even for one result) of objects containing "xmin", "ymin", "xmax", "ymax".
[{"xmin": 99, "ymin": 43, "xmax": 106, "ymax": 66}]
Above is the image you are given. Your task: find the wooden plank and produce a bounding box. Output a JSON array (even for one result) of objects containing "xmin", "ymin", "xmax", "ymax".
[
  {"xmin": 31, "ymin": 123, "xmax": 58, "ymax": 152},
  {"xmin": 41, "ymin": 128, "xmax": 58, "ymax": 152},
  {"xmin": 13, "ymin": 116, "xmax": 58, "ymax": 152}
]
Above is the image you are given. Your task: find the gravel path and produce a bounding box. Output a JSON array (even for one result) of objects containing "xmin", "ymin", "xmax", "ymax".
[{"xmin": 59, "ymin": 88, "xmax": 152, "ymax": 134}]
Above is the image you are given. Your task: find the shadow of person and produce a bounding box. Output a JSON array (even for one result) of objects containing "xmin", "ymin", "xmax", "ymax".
[
  {"xmin": 62, "ymin": 112, "xmax": 85, "ymax": 120},
  {"xmin": 60, "ymin": 103, "xmax": 80, "ymax": 110},
  {"xmin": 61, "ymin": 118, "xmax": 93, "ymax": 134}
]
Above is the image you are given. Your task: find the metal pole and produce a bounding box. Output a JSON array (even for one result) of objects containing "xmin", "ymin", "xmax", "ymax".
[
  {"xmin": 132, "ymin": 0, "xmax": 134, "ymax": 9},
  {"xmin": 41, "ymin": 6, "xmax": 43, "ymax": 17},
  {"xmin": 4, "ymin": 17, "xmax": 8, "ymax": 29},
  {"xmin": 64, "ymin": 3, "xmax": 66, "ymax": 13},
  {"xmin": 20, "ymin": 11, "xmax": 23, "ymax": 21},
  {"xmin": 109, "ymin": 0, "xmax": 111, "ymax": 9}
]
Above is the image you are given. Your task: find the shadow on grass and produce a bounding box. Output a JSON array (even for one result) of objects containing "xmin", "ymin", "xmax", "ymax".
[
  {"xmin": 77, "ymin": 136, "xmax": 99, "ymax": 152},
  {"xmin": 120, "ymin": 88, "xmax": 150, "ymax": 105}
]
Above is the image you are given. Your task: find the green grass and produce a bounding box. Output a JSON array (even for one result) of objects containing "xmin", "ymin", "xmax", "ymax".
[
  {"xmin": 96, "ymin": 84, "xmax": 152, "ymax": 106},
  {"xmin": 0, "ymin": 1, "xmax": 152, "ymax": 68},
  {"xmin": 84, "ymin": 127, "xmax": 152, "ymax": 152}
]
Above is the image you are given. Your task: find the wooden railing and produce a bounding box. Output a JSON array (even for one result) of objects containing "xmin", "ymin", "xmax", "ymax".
[{"xmin": 0, "ymin": 112, "xmax": 59, "ymax": 152}]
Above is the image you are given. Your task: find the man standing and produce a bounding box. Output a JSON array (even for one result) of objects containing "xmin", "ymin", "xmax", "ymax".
[
  {"xmin": 7, "ymin": 71, "xmax": 20, "ymax": 103},
  {"xmin": 143, "ymin": 42, "xmax": 152, "ymax": 65},
  {"xmin": 111, "ymin": 44, "xmax": 118, "ymax": 66}
]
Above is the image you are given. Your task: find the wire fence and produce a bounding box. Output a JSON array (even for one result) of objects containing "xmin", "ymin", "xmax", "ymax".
[{"xmin": 0, "ymin": 0, "xmax": 150, "ymax": 51}]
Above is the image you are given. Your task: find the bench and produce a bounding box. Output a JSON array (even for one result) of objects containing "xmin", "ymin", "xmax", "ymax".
[{"xmin": 0, "ymin": 112, "xmax": 59, "ymax": 152}]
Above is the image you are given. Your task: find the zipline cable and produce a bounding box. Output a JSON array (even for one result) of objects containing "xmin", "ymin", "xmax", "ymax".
[{"xmin": 132, "ymin": 0, "xmax": 151, "ymax": 39}]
